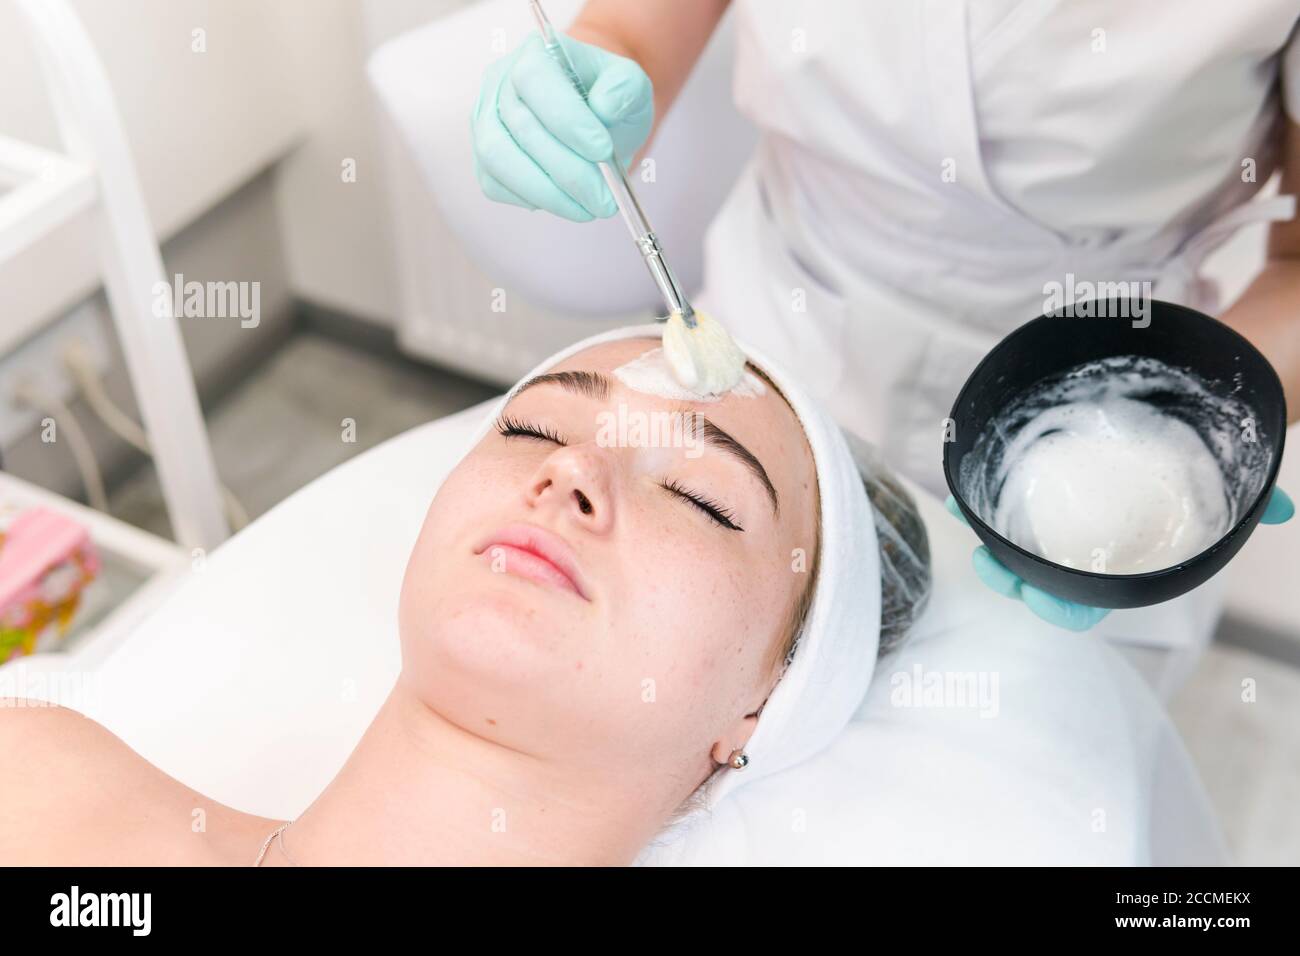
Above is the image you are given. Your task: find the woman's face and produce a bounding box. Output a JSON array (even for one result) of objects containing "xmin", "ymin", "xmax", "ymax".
[{"xmin": 398, "ymin": 338, "xmax": 819, "ymax": 809}]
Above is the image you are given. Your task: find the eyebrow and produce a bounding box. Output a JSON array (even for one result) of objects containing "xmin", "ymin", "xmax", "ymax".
[
  {"xmin": 514, "ymin": 370, "xmax": 610, "ymax": 402},
  {"xmin": 512, "ymin": 369, "xmax": 780, "ymax": 515}
]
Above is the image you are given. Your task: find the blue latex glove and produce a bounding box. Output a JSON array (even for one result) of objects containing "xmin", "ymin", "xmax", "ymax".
[
  {"xmin": 944, "ymin": 489, "xmax": 1294, "ymax": 632},
  {"xmin": 471, "ymin": 32, "xmax": 653, "ymax": 222}
]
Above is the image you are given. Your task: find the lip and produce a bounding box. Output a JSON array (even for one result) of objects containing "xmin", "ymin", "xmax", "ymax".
[{"xmin": 472, "ymin": 522, "xmax": 591, "ymax": 602}]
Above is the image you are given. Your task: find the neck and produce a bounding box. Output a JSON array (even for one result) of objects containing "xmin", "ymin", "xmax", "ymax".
[{"xmin": 273, "ymin": 679, "xmax": 667, "ymax": 866}]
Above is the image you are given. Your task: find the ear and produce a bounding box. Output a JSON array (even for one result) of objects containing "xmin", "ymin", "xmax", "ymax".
[{"xmin": 710, "ymin": 712, "xmax": 759, "ymax": 766}]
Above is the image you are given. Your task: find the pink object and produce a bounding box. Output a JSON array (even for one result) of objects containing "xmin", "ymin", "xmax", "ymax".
[{"xmin": 0, "ymin": 508, "xmax": 100, "ymax": 645}]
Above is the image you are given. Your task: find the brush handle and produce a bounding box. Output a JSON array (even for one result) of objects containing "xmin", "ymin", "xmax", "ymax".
[{"xmin": 528, "ymin": 0, "xmax": 695, "ymax": 326}]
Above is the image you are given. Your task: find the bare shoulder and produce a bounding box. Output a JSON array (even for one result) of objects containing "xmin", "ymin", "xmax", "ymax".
[{"xmin": 0, "ymin": 700, "xmax": 273, "ymax": 865}]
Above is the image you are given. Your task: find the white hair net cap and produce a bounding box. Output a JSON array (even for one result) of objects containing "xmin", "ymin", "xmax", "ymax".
[{"xmin": 461, "ymin": 322, "xmax": 882, "ymax": 812}]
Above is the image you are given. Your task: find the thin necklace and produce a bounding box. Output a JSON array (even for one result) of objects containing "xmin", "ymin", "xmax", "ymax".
[{"xmin": 253, "ymin": 820, "xmax": 300, "ymax": 867}]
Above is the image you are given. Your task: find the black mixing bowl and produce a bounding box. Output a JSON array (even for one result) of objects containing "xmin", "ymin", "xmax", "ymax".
[{"xmin": 942, "ymin": 298, "xmax": 1287, "ymax": 609}]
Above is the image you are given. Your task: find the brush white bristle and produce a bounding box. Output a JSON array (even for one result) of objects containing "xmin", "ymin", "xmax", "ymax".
[{"xmin": 661, "ymin": 309, "xmax": 747, "ymax": 396}]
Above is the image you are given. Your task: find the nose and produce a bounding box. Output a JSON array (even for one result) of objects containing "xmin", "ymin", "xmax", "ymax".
[{"xmin": 525, "ymin": 443, "xmax": 615, "ymax": 533}]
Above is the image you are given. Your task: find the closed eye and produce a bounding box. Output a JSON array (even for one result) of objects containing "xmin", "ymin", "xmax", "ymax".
[
  {"xmin": 660, "ymin": 478, "xmax": 745, "ymax": 532},
  {"xmin": 495, "ymin": 414, "xmax": 565, "ymax": 445},
  {"xmin": 495, "ymin": 414, "xmax": 744, "ymax": 532}
]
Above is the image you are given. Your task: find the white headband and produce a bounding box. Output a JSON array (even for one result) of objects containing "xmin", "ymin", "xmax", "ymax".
[{"xmin": 461, "ymin": 323, "xmax": 882, "ymax": 813}]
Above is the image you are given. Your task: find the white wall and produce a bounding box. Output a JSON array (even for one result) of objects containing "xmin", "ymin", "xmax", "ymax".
[
  {"xmin": 0, "ymin": 0, "xmax": 308, "ymax": 349},
  {"xmin": 270, "ymin": 0, "xmax": 471, "ymax": 326}
]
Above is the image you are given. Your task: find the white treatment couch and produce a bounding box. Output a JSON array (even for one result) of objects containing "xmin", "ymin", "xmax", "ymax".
[{"xmin": 5, "ymin": 400, "xmax": 1226, "ymax": 864}]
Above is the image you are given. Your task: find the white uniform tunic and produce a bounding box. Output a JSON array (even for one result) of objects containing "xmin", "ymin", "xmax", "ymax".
[{"xmin": 696, "ymin": 0, "xmax": 1300, "ymax": 694}]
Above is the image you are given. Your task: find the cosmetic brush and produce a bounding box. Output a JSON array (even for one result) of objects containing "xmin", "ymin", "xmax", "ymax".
[{"xmin": 528, "ymin": 0, "xmax": 747, "ymax": 395}]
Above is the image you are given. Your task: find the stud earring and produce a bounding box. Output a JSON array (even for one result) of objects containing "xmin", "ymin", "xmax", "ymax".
[{"xmin": 728, "ymin": 749, "xmax": 749, "ymax": 770}]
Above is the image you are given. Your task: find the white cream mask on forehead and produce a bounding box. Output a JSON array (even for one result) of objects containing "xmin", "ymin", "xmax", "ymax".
[{"xmin": 612, "ymin": 347, "xmax": 767, "ymax": 402}]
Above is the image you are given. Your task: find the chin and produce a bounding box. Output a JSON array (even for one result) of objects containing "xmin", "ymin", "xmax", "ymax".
[
  {"xmin": 399, "ymin": 585, "xmax": 599, "ymax": 749},
  {"xmin": 403, "ymin": 576, "xmax": 585, "ymax": 684}
]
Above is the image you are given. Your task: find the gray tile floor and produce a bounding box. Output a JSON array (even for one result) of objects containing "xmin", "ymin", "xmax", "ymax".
[{"xmin": 109, "ymin": 330, "xmax": 1300, "ymax": 865}]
